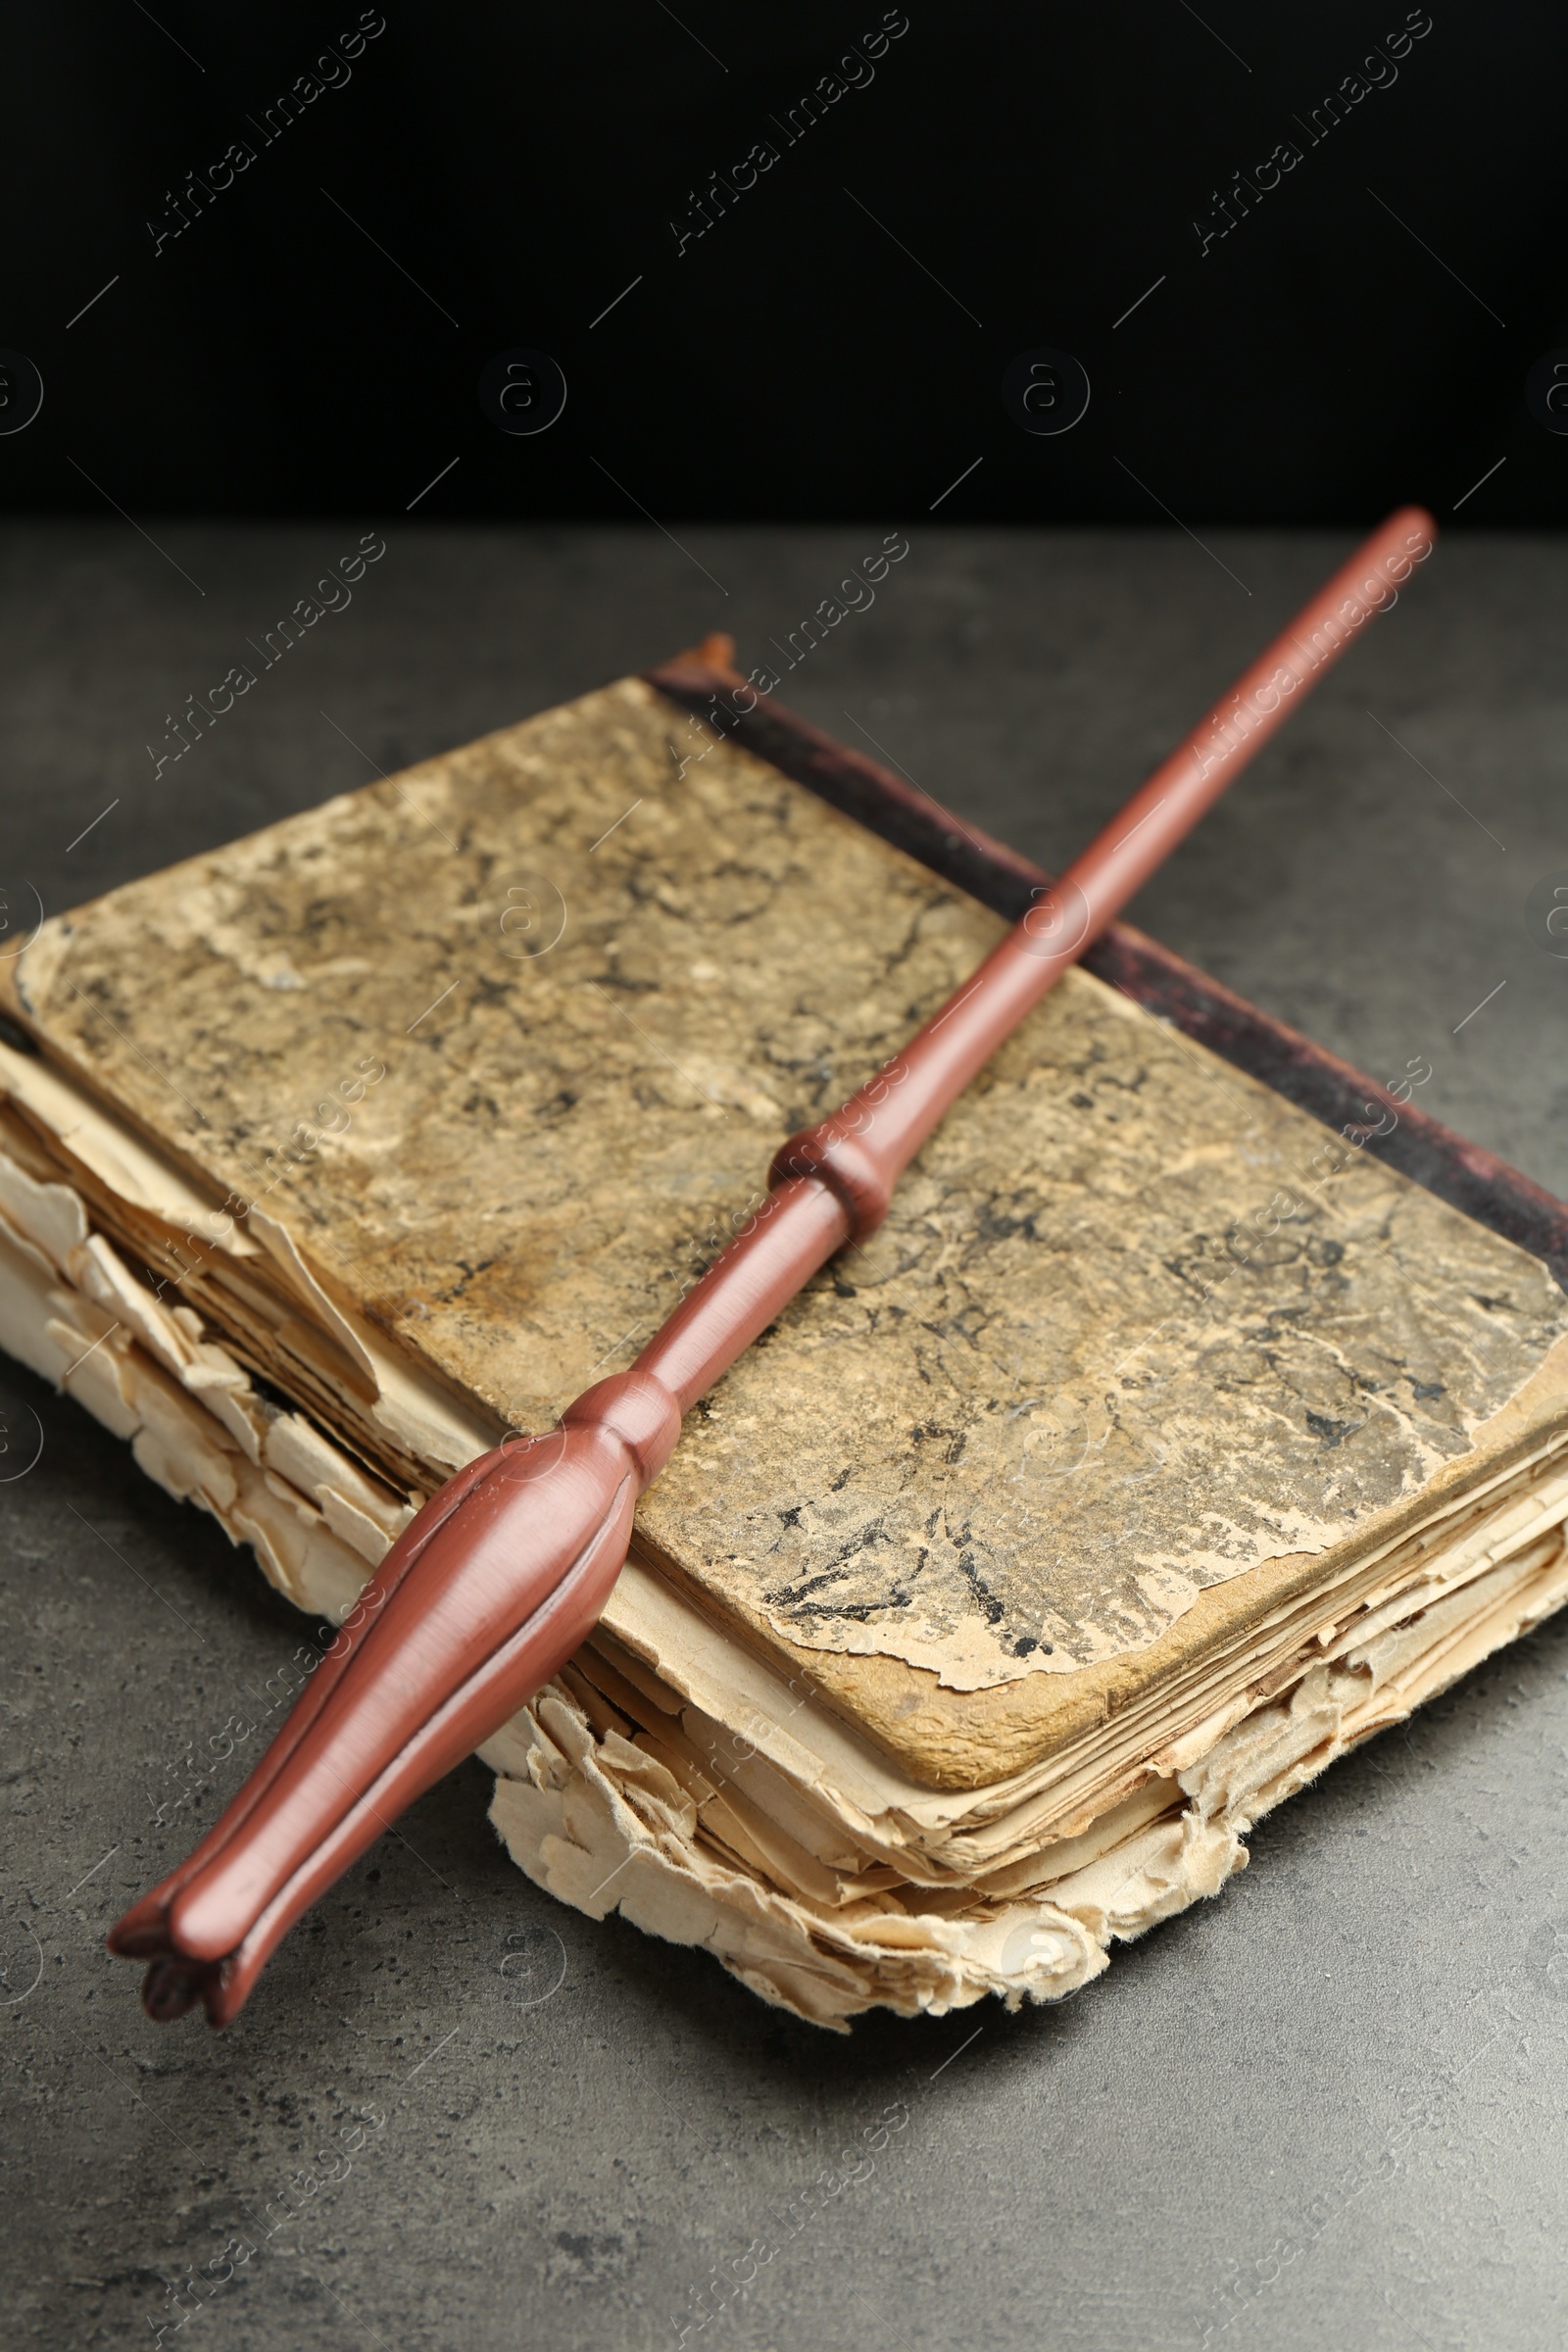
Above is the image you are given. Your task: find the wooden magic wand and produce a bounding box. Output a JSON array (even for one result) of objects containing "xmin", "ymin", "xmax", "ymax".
[{"xmin": 110, "ymin": 509, "xmax": 1437, "ymax": 2023}]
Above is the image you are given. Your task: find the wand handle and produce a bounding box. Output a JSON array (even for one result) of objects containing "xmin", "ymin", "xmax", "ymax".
[{"xmin": 109, "ymin": 508, "xmax": 1436, "ymax": 2024}]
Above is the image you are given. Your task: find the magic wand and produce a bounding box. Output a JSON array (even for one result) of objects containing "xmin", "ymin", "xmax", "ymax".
[{"xmin": 110, "ymin": 506, "xmax": 1437, "ymax": 2024}]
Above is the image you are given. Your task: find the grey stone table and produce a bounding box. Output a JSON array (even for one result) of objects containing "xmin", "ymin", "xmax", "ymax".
[{"xmin": 3, "ymin": 521, "xmax": 1567, "ymax": 2352}]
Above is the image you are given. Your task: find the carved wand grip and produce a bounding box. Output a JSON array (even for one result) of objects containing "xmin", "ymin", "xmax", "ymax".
[{"xmin": 110, "ymin": 508, "xmax": 1436, "ymax": 2023}]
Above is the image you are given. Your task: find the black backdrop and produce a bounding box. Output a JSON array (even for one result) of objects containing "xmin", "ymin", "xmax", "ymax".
[{"xmin": 2, "ymin": 1, "xmax": 1564, "ymax": 524}]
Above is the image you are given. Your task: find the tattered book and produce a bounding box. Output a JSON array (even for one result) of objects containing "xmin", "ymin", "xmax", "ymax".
[{"xmin": 3, "ymin": 662, "xmax": 1565, "ymax": 2026}]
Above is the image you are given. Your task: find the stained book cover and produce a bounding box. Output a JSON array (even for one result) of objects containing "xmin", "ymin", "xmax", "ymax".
[{"xmin": 4, "ymin": 669, "xmax": 1567, "ymax": 1795}]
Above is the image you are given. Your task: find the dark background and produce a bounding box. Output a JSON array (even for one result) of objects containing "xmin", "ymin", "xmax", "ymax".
[{"xmin": 2, "ymin": 1, "xmax": 1565, "ymax": 525}]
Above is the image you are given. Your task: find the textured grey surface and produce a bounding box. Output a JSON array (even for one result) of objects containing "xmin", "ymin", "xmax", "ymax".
[{"xmin": 3, "ymin": 521, "xmax": 1567, "ymax": 2351}]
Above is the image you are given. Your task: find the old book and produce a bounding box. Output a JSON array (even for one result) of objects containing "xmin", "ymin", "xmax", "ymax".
[{"xmin": 4, "ymin": 654, "xmax": 1567, "ymax": 2030}]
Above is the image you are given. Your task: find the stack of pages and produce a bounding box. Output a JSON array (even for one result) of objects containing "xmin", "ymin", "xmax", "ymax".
[{"xmin": 3, "ymin": 670, "xmax": 1565, "ymax": 2027}]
